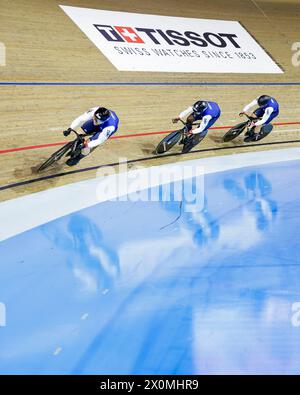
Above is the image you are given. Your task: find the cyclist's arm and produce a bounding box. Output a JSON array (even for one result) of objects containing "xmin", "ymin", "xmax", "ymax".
[
  {"xmin": 87, "ymin": 126, "xmax": 116, "ymax": 148},
  {"xmin": 242, "ymin": 98, "xmax": 258, "ymax": 113},
  {"xmin": 192, "ymin": 115, "xmax": 212, "ymax": 134},
  {"xmin": 70, "ymin": 107, "xmax": 97, "ymax": 130},
  {"xmin": 179, "ymin": 106, "xmax": 193, "ymax": 121},
  {"xmin": 254, "ymin": 107, "xmax": 274, "ymax": 126}
]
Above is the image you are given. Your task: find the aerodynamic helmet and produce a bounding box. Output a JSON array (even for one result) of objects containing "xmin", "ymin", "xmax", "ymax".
[
  {"xmin": 94, "ymin": 107, "xmax": 110, "ymax": 123},
  {"xmin": 257, "ymin": 95, "xmax": 271, "ymax": 107},
  {"xmin": 192, "ymin": 100, "xmax": 208, "ymax": 115}
]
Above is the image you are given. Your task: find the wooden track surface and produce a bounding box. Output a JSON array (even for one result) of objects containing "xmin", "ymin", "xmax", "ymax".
[{"xmin": 1, "ymin": 0, "xmax": 300, "ymax": 201}]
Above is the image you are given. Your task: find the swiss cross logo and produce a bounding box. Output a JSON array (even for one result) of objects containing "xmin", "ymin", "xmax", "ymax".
[
  {"xmin": 94, "ymin": 24, "xmax": 145, "ymax": 44},
  {"xmin": 114, "ymin": 26, "xmax": 144, "ymax": 43}
]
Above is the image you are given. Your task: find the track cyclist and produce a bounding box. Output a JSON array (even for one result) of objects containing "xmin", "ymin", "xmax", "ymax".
[
  {"xmin": 172, "ymin": 100, "xmax": 221, "ymax": 153},
  {"xmin": 63, "ymin": 106, "xmax": 119, "ymax": 166},
  {"xmin": 239, "ymin": 95, "xmax": 279, "ymax": 142}
]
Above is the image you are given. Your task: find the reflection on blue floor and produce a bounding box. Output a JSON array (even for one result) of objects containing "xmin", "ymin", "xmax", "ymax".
[{"xmin": 1, "ymin": 159, "xmax": 300, "ymax": 374}]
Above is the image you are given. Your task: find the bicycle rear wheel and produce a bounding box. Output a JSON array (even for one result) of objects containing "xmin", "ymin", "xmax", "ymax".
[
  {"xmin": 155, "ymin": 130, "xmax": 182, "ymax": 154},
  {"xmin": 182, "ymin": 133, "xmax": 205, "ymax": 154},
  {"xmin": 37, "ymin": 142, "xmax": 73, "ymax": 172},
  {"xmin": 223, "ymin": 122, "xmax": 248, "ymax": 142},
  {"xmin": 254, "ymin": 124, "xmax": 273, "ymax": 141}
]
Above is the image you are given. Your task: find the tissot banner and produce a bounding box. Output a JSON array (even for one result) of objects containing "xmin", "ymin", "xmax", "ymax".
[{"xmin": 60, "ymin": 5, "xmax": 283, "ymax": 74}]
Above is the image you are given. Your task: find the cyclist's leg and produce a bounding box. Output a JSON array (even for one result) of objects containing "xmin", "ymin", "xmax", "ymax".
[
  {"xmin": 66, "ymin": 144, "xmax": 93, "ymax": 166},
  {"xmin": 182, "ymin": 116, "xmax": 218, "ymax": 153},
  {"xmin": 251, "ymin": 108, "xmax": 264, "ymax": 134},
  {"xmin": 178, "ymin": 124, "xmax": 192, "ymax": 145},
  {"xmin": 66, "ymin": 149, "xmax": 85, "ymax": 166},
  {"xmin": 244, "ymin": 125, "xmax": 257, "ymax": 142},
  {"xmin": 243, "ymin": 108, "xmax": 262, "ymax": 140},
  {"xmin": 66, "ymin": 135, "xmax": 86, "ymax": 166},
  {"xmin": 68, "ymin": 126, "xmax": 94, "ymax": 160},
  {"xmin": 67, "ymin": 124, "xmax": 118, "ymax": 166},
  {"xmin": 182, "ymin": 133, "xmax": 203, "ymax": 154},
  {"xmin": 252, "ymin": 111, "xmax": 278, "ymax": 141},
  {"xmin": 253, "ymin": 109, "xmax": 278, "ymax": 137}
]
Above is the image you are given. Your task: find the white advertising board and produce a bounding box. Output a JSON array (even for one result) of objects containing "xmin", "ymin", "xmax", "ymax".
[{"xmin": 60, "ymin": 5, "xmax": 283, "ymax": 74}]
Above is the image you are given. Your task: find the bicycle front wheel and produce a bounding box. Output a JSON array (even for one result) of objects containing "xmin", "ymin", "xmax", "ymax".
[
  {"xmin": 223, "ymin": 122, "xmax": 248, "ymax": 142},
  {"xmin": 155, "ymin": 130, "xmax": 182, "ymax": 154},
  {"xmin": 37, "ymin": 142, "xmax": 73, "ymax": 172}
]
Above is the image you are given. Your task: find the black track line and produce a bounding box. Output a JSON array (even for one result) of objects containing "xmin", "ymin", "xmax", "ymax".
[{"xmin": 1, "ymin": 139, "xmax": 300, "ymax": 192}]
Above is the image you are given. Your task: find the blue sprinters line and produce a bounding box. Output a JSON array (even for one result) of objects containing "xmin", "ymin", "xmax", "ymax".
[{"xmin": 1, "ymin": 81, "xmax": 300, "ymax": 86}]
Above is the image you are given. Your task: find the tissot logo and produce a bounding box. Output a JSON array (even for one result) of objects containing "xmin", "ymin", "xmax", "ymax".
[
  {"xmin": 94, "ymin": 24, "xmax": 144, "ymax": 43},
  {"xmin": 94, "ymin": 24, "xmax": 241, "ymax": 49},
  {"xmin": 60, "ymin": 6, "xmax": 283, "ymax": 73}
]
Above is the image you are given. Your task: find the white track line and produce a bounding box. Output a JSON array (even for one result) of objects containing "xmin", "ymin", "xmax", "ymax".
[
  {"xmin": 273, "ymin": 129, "xmax": 300, "ymax": 133},
  {"xmin": 48, "ymin": 127, "xmax": 64, "ymax": 131}
]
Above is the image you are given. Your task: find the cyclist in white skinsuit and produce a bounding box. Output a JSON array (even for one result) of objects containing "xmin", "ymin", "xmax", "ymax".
[
  {"xmin": 63, "ymin": 107, "xmax": 119, "ymax": 166},
  {"xmin": 239, "ymin": 95, "xmax": 279, "ymax": 142},
  {"xmin": 172, "ymin": 100, "xmax": 221, "ymax": 153}
]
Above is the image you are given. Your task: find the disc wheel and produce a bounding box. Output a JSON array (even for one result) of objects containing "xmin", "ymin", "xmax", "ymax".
[
  {"xmin": 155, "ymin": 130, "xmax": 182, "ymax": 154},
  {"xmin": 223, "ymin": 122, "xmax": 248, "ymax": 142}
]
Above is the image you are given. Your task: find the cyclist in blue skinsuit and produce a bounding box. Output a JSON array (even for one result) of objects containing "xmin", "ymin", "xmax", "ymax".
[
  {"xmin": 172, "ymin": 100, "xmax": 221, "ymax": 153},
  {"xmin": 63, "ymin": 107, "xmax": 119, "ymax": 166},
  {"xmin": 239, "ymin": 95, "xmax": 279, "ymax": 142}
]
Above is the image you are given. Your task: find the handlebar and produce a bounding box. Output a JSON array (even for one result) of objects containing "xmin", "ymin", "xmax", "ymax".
[
  {"xmin": 64, "ymin": 128, "xmax": 85, "ymax": 139},
  {"xmin": 178, "ymin": 119, "xmax": 201, "ymax": 128},
  {"xmin": 64, "ymin": 128, "xmax": 78, "ymax": 137},
  {"xmin": 71, "ymin": 129, "xmax": 80, "ymax": 137}
]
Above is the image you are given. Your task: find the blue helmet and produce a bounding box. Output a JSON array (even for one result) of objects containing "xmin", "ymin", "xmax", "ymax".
[
  {"xmin": 258, "ymin": 95, "xmax": 271, "ymax": 107},
  {"xmin": 94, "ymin": 107, "xmax": 110, "ymax": 123},
  {"xmin": 193, "ymin": 100, "xmax": 208, "ymax": 115}
]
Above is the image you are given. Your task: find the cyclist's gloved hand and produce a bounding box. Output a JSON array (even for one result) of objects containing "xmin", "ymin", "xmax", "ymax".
[{"xmin": 63, "ymin": 128, "xmax": 73, "ymax": 137}]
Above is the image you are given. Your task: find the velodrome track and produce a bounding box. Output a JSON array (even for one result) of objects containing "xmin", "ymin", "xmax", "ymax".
[
  {"xmin": 1, "ymin": 0, "xmax": 300, "ymax": 201},
  {"xmin": 1, "ymin": 113, "xmax": 300, "ymax": 194}
]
